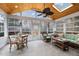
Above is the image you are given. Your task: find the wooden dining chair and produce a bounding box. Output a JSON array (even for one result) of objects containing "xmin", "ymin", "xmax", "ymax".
[
  {"xmin": 8, "ymin": 36, "xmax": 17, "ymax": 52},
  {"xmin": 23, "ymin": 36, "xmax": 28, "ymax": 47}
]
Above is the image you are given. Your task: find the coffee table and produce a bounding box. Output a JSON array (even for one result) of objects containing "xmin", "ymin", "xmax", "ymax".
[{"xmin": 53, "ymin": 38, "xmax": 69, "ymax": 51}]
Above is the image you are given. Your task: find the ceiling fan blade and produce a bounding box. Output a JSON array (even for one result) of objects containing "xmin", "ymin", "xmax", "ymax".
[
  {"xmin": 37, "ymin": 13, "xmax": 43, "ymax": 16},
  {"xmin": 49, "ymin": 12, "xmax": 54, "ymax": 15},
  {"xmin": 35, "ymin": 10, "xmax": 43, "ymax": 13},
  {"xmin": 46, "ymin": 12, "xmax": 53, "ymax": 15}
]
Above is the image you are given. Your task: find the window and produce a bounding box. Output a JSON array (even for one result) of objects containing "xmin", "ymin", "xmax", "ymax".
[
  {"xmin": 53, "ymin": 3, "xmax": 73, "ymax": 12},
  {"xmin": 8, "ymin": 18, "xmax": 21, "ymax": 35},
  {"xmin": 0, "ymin": 14, "xmax": 4, "ymax": 37},
  {"xmin": 22, "ymin": 20, "xmax": 32, "ymax": 32}
]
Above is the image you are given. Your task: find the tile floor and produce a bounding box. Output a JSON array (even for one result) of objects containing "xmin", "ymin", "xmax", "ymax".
[{"xmin": 0, "ymin": 40, "xmax": 79, "ymax": 56}]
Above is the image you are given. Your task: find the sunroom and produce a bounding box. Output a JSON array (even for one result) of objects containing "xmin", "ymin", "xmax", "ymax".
[{"xmin": 0, "ymin": 3, "xmax": 79, "ymax": 56}]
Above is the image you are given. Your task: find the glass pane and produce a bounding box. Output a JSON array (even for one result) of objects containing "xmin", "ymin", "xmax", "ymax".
[{"xmin": 53, "ymin": 3, "xmax": 73, "ymax": 12}]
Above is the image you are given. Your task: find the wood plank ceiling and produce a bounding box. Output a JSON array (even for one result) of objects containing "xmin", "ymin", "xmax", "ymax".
[{"xmin": 0, "ymin": 3, "xmax": 79, "ymax": 20}]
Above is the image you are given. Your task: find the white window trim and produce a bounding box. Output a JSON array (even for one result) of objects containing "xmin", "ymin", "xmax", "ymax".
[{"xmin": 53, "ymin": 4, "xmax": 73, "ymax": 12}]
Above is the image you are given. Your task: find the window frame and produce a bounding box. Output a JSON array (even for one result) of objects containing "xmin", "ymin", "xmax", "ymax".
[{"xmin": 53, "ymin": 3, "xmax": 73, "ymax": 12}]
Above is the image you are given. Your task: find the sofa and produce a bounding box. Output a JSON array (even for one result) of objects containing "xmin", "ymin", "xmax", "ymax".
[{"xmin": 63, "ymin": 34, "xmax": 79, "ymax": 48}]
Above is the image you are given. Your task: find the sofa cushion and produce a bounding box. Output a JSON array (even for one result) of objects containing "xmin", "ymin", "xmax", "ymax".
[{"xmin": 64, "ymin": 34, "xmax": 79, "ymax": 42}]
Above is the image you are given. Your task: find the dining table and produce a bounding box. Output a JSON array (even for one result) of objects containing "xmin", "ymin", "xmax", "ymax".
[{"xmin": 14, "ymin": 34, "xmax": 28, "ymax": 50}]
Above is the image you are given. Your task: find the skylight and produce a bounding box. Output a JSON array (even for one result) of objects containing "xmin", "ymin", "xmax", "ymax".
[{"xmin": 53, "ymin": 3, "xmax": 73, "ymax": 12}]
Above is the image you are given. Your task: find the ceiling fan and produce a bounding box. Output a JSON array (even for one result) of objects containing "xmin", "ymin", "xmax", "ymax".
[{"xmin": 34, "ymin": 7, "xmax": 54, "ymax": 17}]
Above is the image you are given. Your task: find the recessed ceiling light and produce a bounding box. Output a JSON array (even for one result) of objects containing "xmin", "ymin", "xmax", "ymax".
[{"xmin": 15, "ymin": 5, "xmax": 18, "ymax": 8}]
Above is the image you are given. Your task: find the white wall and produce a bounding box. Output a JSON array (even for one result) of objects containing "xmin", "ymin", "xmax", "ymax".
[{"xmin": 0, "ymin": 8, "xmax": 7, "ymax": 48}]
